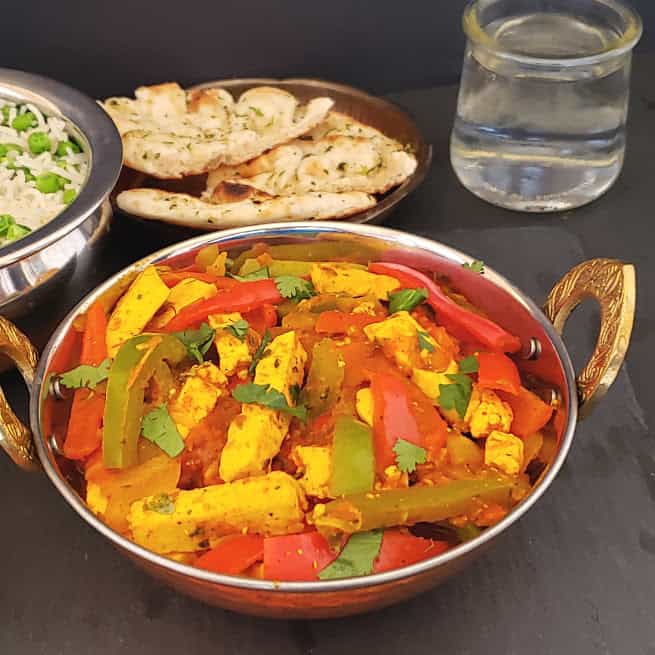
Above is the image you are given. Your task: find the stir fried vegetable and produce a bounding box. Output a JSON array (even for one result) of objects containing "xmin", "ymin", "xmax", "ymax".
[{"xmin": 48, "ymin": 243, "xmax": 559, "ymax": 582}]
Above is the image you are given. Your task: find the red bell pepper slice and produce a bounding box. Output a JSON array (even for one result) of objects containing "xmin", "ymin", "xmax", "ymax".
[
  {"xmin": 369, "ymin": 262, "xmax": 521, "ymax": 353},
  {"xmin": 369, "ymin": 372, "xmax": 448, "ymax": 473},
  {"xmin": 243, "ymin": 303, "xmax": 278, "ymax": 335},
  {"xmin": 371, "ymin": 373, "xmax": 423, "ymax": 472},
  {"xmin": 315, "ymin": 310, "xmax": 379, "ymax": 335},
  {"xmin": 477, "ymin": 352, "xmax": 521, "ymax": 395},
  {"xmin": 63, "ymin": 301, "xmax": 108, "ymax": 460},
  {"xmin": 264, "ymin": 531, "xmax": 337, "ymax": 581},
  {"xmin": 162, "ymin": 279, "xmax": 283, "ymax": 332},
  {"xmin": 373, "ymin": 530, "xmax": 449, "ymax": 573},
  {"xmin": 499, "ymin": 386, "xmax": 553, "ymax": 438},
  {"xmin": 195, "ymin": 534, "xmax": 264, "ymax": 576}
]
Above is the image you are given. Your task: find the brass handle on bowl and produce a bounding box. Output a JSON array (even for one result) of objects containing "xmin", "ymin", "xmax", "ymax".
[
  {"xmin": 0, "ymin": 316, "xmax": 39, "ymax": 471},
  {"xmin": 544, "ymin": 258, "xmax": 635, "ymax": 419}
]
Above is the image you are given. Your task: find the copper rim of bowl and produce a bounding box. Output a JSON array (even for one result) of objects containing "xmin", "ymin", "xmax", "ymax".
[
  {"xmin": 30, "ymin": 221, "xmax": 577, "ymax": 593},
  {"xmin": 0, "ymin": 68, "xmax": 123, "ymax": 268}
]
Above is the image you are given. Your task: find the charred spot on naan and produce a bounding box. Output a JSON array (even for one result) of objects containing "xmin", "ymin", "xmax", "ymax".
[{"xmin": 210, "ymin": 181, "xmax": 273, "ymax": 204}]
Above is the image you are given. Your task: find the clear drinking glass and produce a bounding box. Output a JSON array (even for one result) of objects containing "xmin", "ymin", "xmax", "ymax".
[{"xmin": 450, "ymin": 0, "xmax": 642, "ymax": 212}]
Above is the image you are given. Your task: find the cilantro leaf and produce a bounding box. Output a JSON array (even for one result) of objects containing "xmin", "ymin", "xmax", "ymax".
[
  {"xmin": 318, "ymin": 530, "xmax": 383, "ymax": 580},
  {"xmin": 232, "ymin": 382, "xmax": 307, "ymax": 421},
  {"xmin": 141, "ymin": 405, "xmax": 185, "ymax": 457},
  {"xmin": 417, "ymin": 330, "xmax": 435, "ymax": 353},
  {"xmin": 458, "ymin": 355, "xmax": 479, "ymax": 374},
  {"xmin": 387, "ymin": 287, "xmax": 428, "ymax": 314},
  {"xmin": 462, "ymin": 260, "xmax": 485, "ymax": 274},
  {"xmin": 172, "ymin": 322, "xmax": 215, "ymax": 363},
  {"xmin": 393, "ymin": 439, "xmax": 428, "ymax": 473},
  {"xmin": 438, "ymin": 373, "xmax": 474, "ymax": 418},
  {"xmin": 144, "ymin": 493, "xmax": 176, "ymax": 515},
  {"xmin": 249, "ymin": 329, "xmax": 272, "ymax": 375},
  {"xmin": 59, "ymin": 358, "xmax": 111, "ymax": 390},
  {"xmin": 275, "ymin": 275, "xmax": 315, "ymax": 303},
  {"xmin": 229, "ymin": 266, "xmax": 270, "ymax": 281},
  {"xmin": 225, "ymin": 318, "xmax": 249, "ymax": 341}
]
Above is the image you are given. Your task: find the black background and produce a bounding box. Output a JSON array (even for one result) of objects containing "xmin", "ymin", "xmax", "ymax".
[
  {"xmin": 1, "ymin": 4, "xmax": 654, "ymax": 655},
  {"xmin": 1, "ymin": 0, "xmax": 653, "ymax": 96}
]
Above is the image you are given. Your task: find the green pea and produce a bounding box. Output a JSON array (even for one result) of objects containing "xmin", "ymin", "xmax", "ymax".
[
  {"xmin": 35, "ymin": 172, "xmax": 60, "ymax": 194},
  {"xmin": 11, "ymin": 112, "xmax": 37, "ymax": 132},
  {"xmin": 6, "ymin": 223, "xmax": 31, "ymax": 241},
  {"xmin": 1, "ymin": 106, "xmax": 10, "ymax": 125},
  {"xmin": 28, "ymin": 132, "xmax": 51, "ymax": 154},
  {"xmin": 0, "ymin": 145, "xmax": 7, "ymax": 158},
  {"xmin": 56, "ymin": 139, "xmax": 81, "ymax": 156},
  {"xmin": 0, "ymin": 143, "xmax": 23, "ymax": 160},
  {"xmin": 63, "ymin": 189, "xmax": 77, "ymax": 205},
  {"xmin": 0, "ymin": 214, "xmax": 15, "ymax": 234}
]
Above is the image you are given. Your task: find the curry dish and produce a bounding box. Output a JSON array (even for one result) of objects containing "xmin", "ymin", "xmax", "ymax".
[{"xmin": 48, "ymin": 243, "xmax": 558, "ymax": 581}]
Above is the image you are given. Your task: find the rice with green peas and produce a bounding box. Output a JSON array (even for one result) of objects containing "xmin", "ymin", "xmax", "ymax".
[{"xmin": 0, "ymin": 99, "xmax": 89, "ymax": 246}]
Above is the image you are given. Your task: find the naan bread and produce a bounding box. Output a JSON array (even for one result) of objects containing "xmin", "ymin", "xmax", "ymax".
[
  {"xmin": 205, "ymin": 111, "xmax": 417, "ymax": 197},
  {"xmin": 116, "ymin": 186, "xmax": 376, "ymax": 230},
  {"xmin": 103, "ymin": 83, "xmax": 334, "ymax": 179}
]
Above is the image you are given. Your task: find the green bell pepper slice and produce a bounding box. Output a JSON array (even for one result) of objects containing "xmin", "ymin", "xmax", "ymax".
[
  {"xmin": 302, "ymin": 339, "xmax": 344, "ymax": 419},
  {"xmin": 329, "ymin": 416, "xmax": 375, "ymax": 497},
  {"xmin": 103, "ymin": 334, "xmax": 186, "ymax": 469},
  {"xmin": 312, "ymin": 476, "xmax": 517, "ymax": 540}
]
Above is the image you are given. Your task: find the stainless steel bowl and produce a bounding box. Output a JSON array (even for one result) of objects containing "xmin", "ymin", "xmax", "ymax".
[
  {"xmin": 0, "ymin": 222, "xmax": 635, "ymax": 618},
  {"xmin": 0, "ymin": 68, "xmax": 122, "ymax": 318}
]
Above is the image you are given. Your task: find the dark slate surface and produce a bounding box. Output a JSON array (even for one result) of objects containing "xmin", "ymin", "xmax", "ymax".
[{"xmin": 1, "ymin": 54, "xmax": 654, "ymax": 655}]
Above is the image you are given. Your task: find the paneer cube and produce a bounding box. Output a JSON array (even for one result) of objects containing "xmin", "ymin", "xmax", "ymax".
[
  {"xmin": 355, "ymin": 387, "xmax": 374, "ymax": 427},
  {"xmin": 168, "ymin": 278, "xmax": 217, "ymax": 312},
  {"xmin": 485, "ymin": 430, "xmax": 524, "ymax": 476},
  {"xmin": 412, "ymin": 361, "xmax": 459, "ymax": 402},
  {"xmin": 168, "ymin": 362, "xmax": 227, "ymax": 438},
  {"xmin": 364, "ymin": 311, "xmax": 442, "ymax": 373},
  {"xmin": 106, "ymin": 266, "xmax": 170, "ymax": 356},
  {"xmin": 468, "ymin": 389, "xmax": 514, "ymax": 438},
  {"xmin": 128, "ymin": 471, "xmax": 308, "ymax": 553},
  {"xmin": 293, "ymin": 446, "xmax": 332, "ymax": 498},
  {"xmin": 220, "ymin": 331, "xmax": 307, "ymax": 482},
  {"xmin": 311, "ymin": 263, "xmax": 400, "ymax": 300},
  {"xmin": 208, "ymin": 312, "xmax": 252, "ymax": 376},
  {"xmin": 86, "ymin": 482, "xmax": 109, "ymax": 516}
]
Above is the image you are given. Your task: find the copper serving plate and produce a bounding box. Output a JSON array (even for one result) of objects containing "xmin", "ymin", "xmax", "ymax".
[
  {"xmin": 0, "ymin": 222, "xmax": 634, "ymax": 618},
  {"xmin": 118, "ymin": 78, "xmax": 431, "ymax": 227}
]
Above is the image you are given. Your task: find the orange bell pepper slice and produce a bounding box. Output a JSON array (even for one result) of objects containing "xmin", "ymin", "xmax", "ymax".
[
  {"xmin": 477, "ymin": 352, "xmax": 521, "ymax": 395},
  {"xmin": 195, "ymin": 534, "xmax": 265, "ymax": 576},
  {"xmin": 500, "ymin": 386, "xmax": 553, "ymax": 438}
]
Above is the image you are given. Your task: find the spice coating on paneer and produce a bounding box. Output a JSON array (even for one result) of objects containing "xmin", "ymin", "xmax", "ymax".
[
  {"xmin": 220, "ymin": 331, "xmax": 307, "ymax": 482},
  {"xmin": 106, "ymin": 266, "xmax": 170, "ymax": 357},
  {"xmin": 484, "ymin": 430, "xmax": 524, "ymax": 476},
  {"xmin": 208, "ymin": 312, "xmax": 253, "ymax": 376},
  {"xmin": 168, "ymin": 362, "xmax": 227, "ymax": 438},
  {"xmin": 310, "ymin": 262, "xmax": 400, "ymax": 300},
  {"xmin": 293, "ymin": 445, "xmax": 332, "ymax": 498},
  {"xmin": 128, "ymin": 471, "xmax": 308, "ymax": 553}
]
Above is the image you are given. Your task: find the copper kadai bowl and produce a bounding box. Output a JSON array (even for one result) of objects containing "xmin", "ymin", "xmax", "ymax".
[{"xmin": 0, "ymin": 222, "xmax": 635, "ymax": 618}]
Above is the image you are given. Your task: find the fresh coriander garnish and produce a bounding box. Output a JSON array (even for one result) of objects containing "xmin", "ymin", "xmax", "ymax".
[
  {"xmin": 275, "ymin": 275, "xmax": 316, "ymax": 303},
  {"xmin": 232, "ymin": 382, "xmax": 308, "ymax": 421},
  {"xmin": 458, "ymin": 355, "xmax": 479, "ymax": 374},
  {"xmin": 225, "ymin": 318, "xmax": 249, "ymax": 341},
  {"xmin": 172, "ymin": 322, "xmax": 215, "ymax": 363},
  {"xmin": 59, "ymin": 358, "xmax": 111, "ymax": 390},
  {"xmin": 439, "ymin": 373, "xmax": 474, "ymax": 418},
  {"xmin": 318, "ymin": 530, "xmax": 383, "ymax": 580},
  {"xmin": 249, "ymin": 329, "xmax": 272, "ymax": 375},
  {"xmin": 387, "ymin": 287, "xmax": 428, "ymax": 314},
  {"xmin": 462, "ymin": 260, "xmax": 485, "ymax": 274},
  {"xmin": 141, "ymin": 405, "xmax": 185, "ymax": 457},
  {"xmin": 417, "ymin": 331, "xmax": 435, "ymax": 353},
  {"xmin": 393, "ymin": 439, "xmax": 428, "ymax": 473}
]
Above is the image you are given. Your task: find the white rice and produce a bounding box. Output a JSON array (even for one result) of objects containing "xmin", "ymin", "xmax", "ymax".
[{"xmin": 0, "ymin": 98, "xmax": 90, "ymax": 246}]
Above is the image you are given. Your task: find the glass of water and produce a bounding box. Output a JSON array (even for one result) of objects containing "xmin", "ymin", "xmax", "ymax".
[{"xmin": 450, "ymin": 0, "xmax": 642, "ymax": 212}]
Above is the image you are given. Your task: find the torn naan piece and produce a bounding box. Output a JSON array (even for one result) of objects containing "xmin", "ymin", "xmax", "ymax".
[
  {"xmin": 116, "ymin": 186, "xmax": 376, "ymax": 230},
  {"xmin": 102, "ymin": 83, "xmax": 334, "ymax": 179},
  {"xmin": 205, "ymin": 111, "xmax": 417, "ymax": 197}
]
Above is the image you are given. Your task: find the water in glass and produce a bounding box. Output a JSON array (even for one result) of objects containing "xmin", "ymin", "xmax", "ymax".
[{"xmin": 451, "ymin": 11, "xmax": 636, "ymax": 212}]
